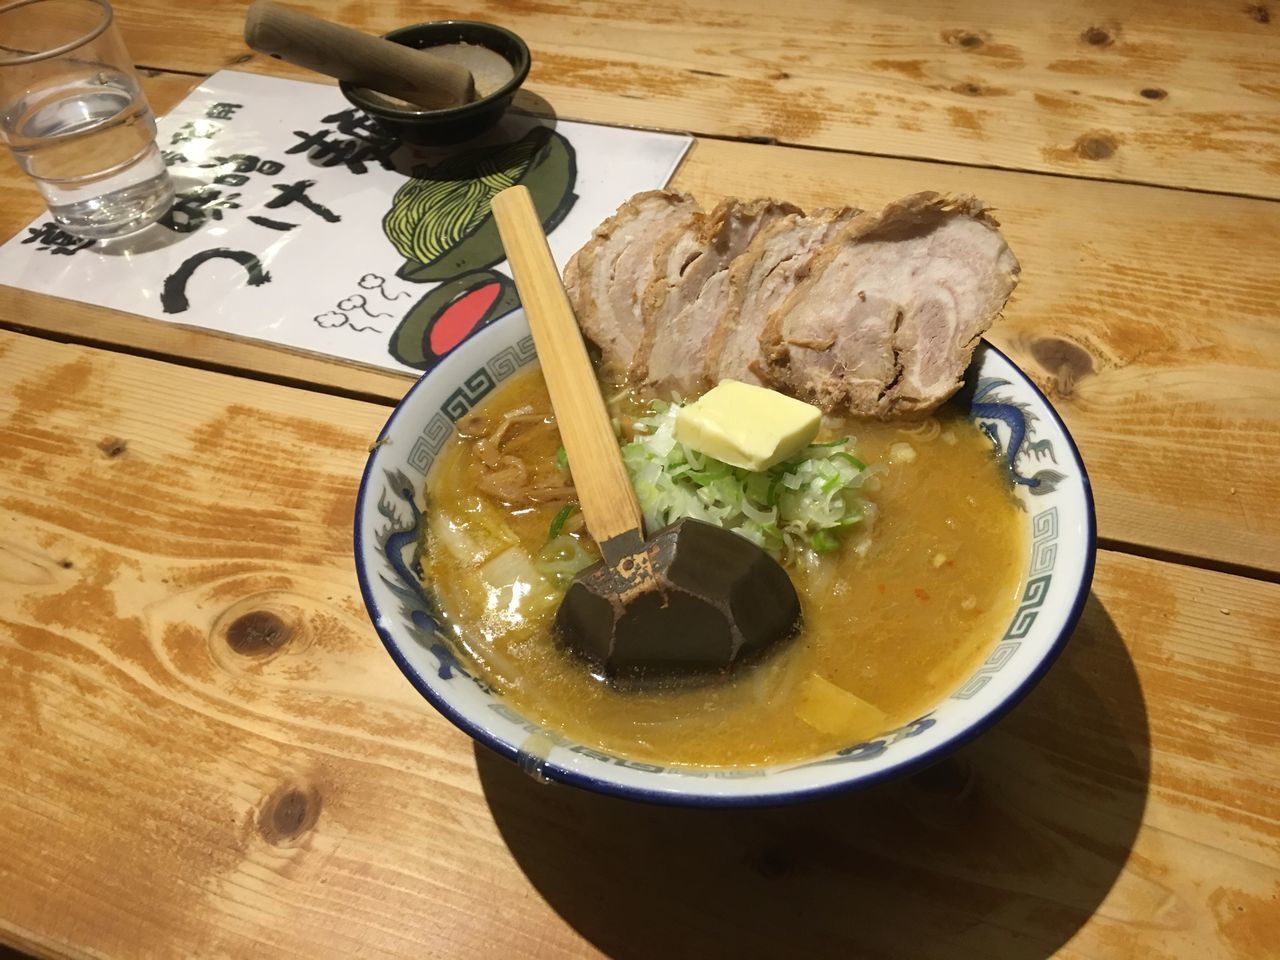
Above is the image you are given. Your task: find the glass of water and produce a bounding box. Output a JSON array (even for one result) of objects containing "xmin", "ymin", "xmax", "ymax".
[{"xmin": 0, "ymin": 0, "xmax": 174, "ymax": 238}]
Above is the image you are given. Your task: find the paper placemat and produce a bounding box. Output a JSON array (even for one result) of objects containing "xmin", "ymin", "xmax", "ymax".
[{"xmin": 0, "ymin": 70, "xmax": 691, "ymax": 375}]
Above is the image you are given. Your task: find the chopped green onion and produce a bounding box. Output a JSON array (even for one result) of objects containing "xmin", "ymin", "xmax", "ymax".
[
  {"xmin": 535, "ymin": 533, "xmax": 595, "ymax": 585},
  {"xmin": 547, "ymin": 502, "xmax": 575, "ymax": 542},
  {"xmin": 805, "ymin": 437, "xmax": 852, "ymax": 449},
  {"xmin": 766, "ymin": 475, "xmax": 784, "ymax": 506},
  {"xmin": 831, "ymin": 451, "xmax": 866, "ymax": 470},
  {"xmin": 555, "ymin": 446, "xmax": 569, "ymax": 472},
  {"xmin": 811, "ymin": 529, "xmax": 841, "ymax": 553},
  {"xmin": 619, "ymin": 402, "xmax": 874, "ymax": 562}
]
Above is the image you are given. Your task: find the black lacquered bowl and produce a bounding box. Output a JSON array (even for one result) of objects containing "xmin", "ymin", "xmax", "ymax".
[{"xmin": 340, "ymin": 20, "xmax": 531, "ymax": 145}]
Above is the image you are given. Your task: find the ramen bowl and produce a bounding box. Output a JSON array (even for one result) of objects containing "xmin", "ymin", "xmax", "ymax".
[{"xmin": 354, "ymin": 311, "xmax": 1095, "ymax": 806}]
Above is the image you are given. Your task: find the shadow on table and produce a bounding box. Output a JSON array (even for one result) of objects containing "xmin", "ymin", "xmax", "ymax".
[{"xmin": 477, "ymin": 595, "xmax": 1149, "ymax": 960}]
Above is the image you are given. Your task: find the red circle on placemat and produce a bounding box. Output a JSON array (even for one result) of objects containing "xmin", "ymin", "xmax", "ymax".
[{"xmin": 430, "ymin": 282, "xmax": 503, "ymax": 356}]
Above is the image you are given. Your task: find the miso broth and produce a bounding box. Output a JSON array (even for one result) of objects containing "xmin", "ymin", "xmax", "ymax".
[{"xmin": 422, "ymin": 367, "xmax": 1026, "ymax": 767}]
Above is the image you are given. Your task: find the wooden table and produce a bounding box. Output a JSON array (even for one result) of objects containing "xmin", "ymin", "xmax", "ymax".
[{"xmin": 2, "ymin": 2, "xmax": 1277, "ymax": 957}]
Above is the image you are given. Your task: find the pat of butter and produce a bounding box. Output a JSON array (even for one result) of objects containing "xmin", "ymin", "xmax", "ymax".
[{"xmin": 675, "ymin": 380, "xmax": 821, "ymax": 471}]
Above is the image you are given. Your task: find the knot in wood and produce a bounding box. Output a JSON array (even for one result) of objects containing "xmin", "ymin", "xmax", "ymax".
[
  {"xmin": 1030, "ymin": 336, "xmax": 1095, "ymax": 396},
  {"xmin": 259, "ymin": 785, "xmax": 320, "ymax": 844},
  {"xmin": 97, "ymin": 436, "xmax": 128, "ymax": 458},
  {"xmin": 1075, "ymin": 134, "xmax": 1117, "ymax": 160},
  {"xmin": 226, "ymin": 610, "xmax": 293, "ymax": 656},
  {"xmin": 942, "ymin": 29, "xmax": 984, "ymax": 49},
  {"xmin": 1081, "ymin": 26, "xmax": 1113, "ymax": 46}
]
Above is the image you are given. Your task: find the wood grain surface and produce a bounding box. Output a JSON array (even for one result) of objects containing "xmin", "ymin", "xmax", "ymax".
[
  {"xmin": 2, "ymin": 2, "xmax": 1278, "ymax": 955},
  {"xmin": 100, "ymin": 0, "xmax": 1280, "ymax": 197},
  {"xmin": 4, "ymin": 69, "xmax": 1277, "ymax": 574},
  {"xmin": 1, "ymin": 330, "xmax": 1277, "ymax": 959}
]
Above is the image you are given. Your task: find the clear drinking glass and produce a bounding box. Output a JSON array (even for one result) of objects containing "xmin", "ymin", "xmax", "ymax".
[{"xmin": 0, "ymin": 0, "xmax": 173, "ymax": 238}]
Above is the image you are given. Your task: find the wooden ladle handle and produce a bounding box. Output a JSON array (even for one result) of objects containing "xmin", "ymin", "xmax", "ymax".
[
  {"xmin": 244, "ymin": 0, "xmax": 476, "ymax": 109},
  {"xmin": 490, "ymin": 186, "xmax": 646, "ymax": 544}
]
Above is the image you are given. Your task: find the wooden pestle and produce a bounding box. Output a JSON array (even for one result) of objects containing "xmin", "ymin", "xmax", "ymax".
[{"xmin": 243, "ymin": 0, "xmax": 476, "ymax": 109}]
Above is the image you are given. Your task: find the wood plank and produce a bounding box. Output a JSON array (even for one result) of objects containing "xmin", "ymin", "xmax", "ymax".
[
  {"xmin": 0, "ymin": 285, "xmax": 417, "ymax": 404},
  {"xmin": 102, "ymin": 0, "xmax": 1280, "ymax": 197},
  {"xmin": 1, "ymin": 330, "xmax": 1278, "ymax": 959},
  {"xmin": 4, "ymin": 68, "xmax": 1276, "ymax": 572}
]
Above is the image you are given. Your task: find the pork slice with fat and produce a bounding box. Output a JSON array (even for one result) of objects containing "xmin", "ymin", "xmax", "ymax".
[
  {"xmin": 635, "ymin": 197, "xmax": 801, "ymax": 396},
  {"xmin": 887, "ymin": 198, "xmax": 1020, "ymax": 416},
  {"xmin": 704, "ymin": 207, "xmax": 860, "ymax": 389},
  {"xmin": 760, "ymin": 192, "xmax": 1020, "ymax": 418},
  {"xmin": 562, "ymin": 190, "xmax": 702, "ymax": 377}
]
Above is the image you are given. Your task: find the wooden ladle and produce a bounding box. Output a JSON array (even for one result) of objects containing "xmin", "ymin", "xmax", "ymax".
[{"xmin": 489, "ymin": 185, "xmax": 801, "ymax": 676}]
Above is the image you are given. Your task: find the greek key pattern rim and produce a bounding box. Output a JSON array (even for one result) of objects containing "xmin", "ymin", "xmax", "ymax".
[
  {"xmin": 485, "ymin": 334, "xmax": 536, "ymax": 382},
  {"xmin": 403, "ymin": 336, "xmax": 536, "ymax": 477},
  {"xmin": 951, "ymin": 506, "xmax": 1059, "ymax": 701}
]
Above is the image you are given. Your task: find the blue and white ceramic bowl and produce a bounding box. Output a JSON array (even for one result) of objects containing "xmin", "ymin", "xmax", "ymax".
[{"xmin": 355, "ymin": 310, "xmax": 1096, "ymax": 806}]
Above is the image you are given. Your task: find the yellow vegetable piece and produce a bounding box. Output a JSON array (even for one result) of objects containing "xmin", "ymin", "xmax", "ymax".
[
  {"xmin": 795, "ymin": 673, "xmax": 889, "ymax": 736},
  {"xmin": 674, "ymin": 379, "xmax": 821, "ymax": 472}
]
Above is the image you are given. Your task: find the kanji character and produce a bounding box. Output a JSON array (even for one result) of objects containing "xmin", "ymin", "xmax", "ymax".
[
  {"xmin": 199, "ymin": 153, "xmax": 257, "ymax": 173},
  {"xmin": 286, "ymin": 129, "xmax": 396, "ymax": 174},
  {"xmin": 247, "ymin": 215, "xmax": 298, "ymax": 231},
  {"xmin": 320, "ymin": 107, "xmax": 385, "ymax": 140},
  {"xmin": 159, "ymin": 186, "xmax": 241, "ymax": 233},
  {"xmin": 264, "ymin": 179, "xmax": 340, "ymax": 222},
  {"xmin": 21, "ymin": 221, "xmax": 95, "ymax": 255},
  {"xmin": 197, "ymin": 153, "xmax": 283, "ymax": 175},
  {"xmin": 205, "ymin": 102, "xmax": 243, "ymax": 121},
  {"xmin": 168, "ymin": 120, "xmax": 221, "ymax": 146}
]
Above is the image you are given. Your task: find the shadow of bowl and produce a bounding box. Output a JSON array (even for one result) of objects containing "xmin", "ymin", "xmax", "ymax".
[{"xmin": 478, "ymin": 594, "xmax": 1149, "ymax": 959}]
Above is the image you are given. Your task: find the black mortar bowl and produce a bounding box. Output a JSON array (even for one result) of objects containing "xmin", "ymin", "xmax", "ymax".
[{"xmin": 339, "ymin": 20, "xmax": 531, "ymax": 146}]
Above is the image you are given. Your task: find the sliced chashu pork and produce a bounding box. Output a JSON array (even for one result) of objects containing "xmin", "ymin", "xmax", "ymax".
[
  {"xmin": 634, "ymin": 197, "xmax": 801, "ymax": 396},
  {"xmin": 703, "ymin": 207, "xmax": 860, "ymax": 388},
  {"xmin": 759, "ymin": 192, "xmax": 1020, "ymax": 418},
  {"xmin": 562, "ymin": 190, "xmax": 702, "ymax": 377}
]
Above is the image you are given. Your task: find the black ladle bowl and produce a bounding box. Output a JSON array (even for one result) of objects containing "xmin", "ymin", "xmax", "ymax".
[{"xmin": 559, "ymin": 521, "xmax": 800, "ymax": 677}]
